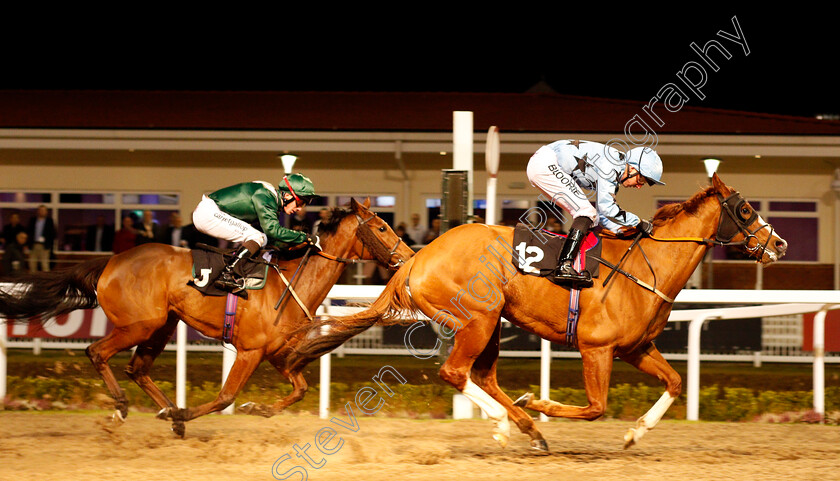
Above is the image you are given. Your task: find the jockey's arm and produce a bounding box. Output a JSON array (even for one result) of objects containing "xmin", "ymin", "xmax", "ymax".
[{"xmin": 596, "ymin": 179, "xmax": 641, "ymax": 235}]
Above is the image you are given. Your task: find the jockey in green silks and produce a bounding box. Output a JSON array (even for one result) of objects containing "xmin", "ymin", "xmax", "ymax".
[{"xmin": 192, "ymin": 173, "xmax": 319, "ymax": 291}]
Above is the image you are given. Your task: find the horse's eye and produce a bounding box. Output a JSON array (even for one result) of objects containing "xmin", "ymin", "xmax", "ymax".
[{"xmin": 379, "ymin": 226, "xmax": 387, "ymax": 232}]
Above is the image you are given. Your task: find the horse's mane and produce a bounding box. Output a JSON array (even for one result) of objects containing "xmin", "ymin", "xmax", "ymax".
[
  {"xmin": 272, "ymin": 207, "xmax": 351, "ymax": 261},
  {"xmin": 316, "ymin": 207, "xmax": 352, "ymax": 235},
  {"xmin": 651, "ymin": 185, "xmax": 720, "ymax": 226}
]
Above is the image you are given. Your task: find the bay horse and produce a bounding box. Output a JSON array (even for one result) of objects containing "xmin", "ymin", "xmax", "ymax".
[
  {"xmin": 297, "ymin": 174, "xmax": 788, "ymax": 450},
  {"xmin": 0, "ymin": 198, "xmax": 414, "ymax": 436}
]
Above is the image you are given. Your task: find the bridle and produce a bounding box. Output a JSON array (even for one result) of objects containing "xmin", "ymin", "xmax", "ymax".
[
  {"xmin": 713, "ymin": 191, "xmax": 775, "ymax": 259},
  {"xmin": 315, "ymin": 211, "xmax": 407, "ymax": 269},
  {"xmin": 597, "ymin": 190, "xmax": 778, "ymax": 303}
]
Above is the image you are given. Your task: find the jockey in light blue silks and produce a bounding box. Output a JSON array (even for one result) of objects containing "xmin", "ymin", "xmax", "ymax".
[{"xmin": 526, "ymin": 139, "xmax": 665, "ymax": 287}]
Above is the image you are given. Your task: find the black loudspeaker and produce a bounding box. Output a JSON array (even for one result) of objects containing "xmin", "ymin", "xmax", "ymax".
[{"xmin": 441, "ymin": 169, "xmax": 469, "ymax": 233}]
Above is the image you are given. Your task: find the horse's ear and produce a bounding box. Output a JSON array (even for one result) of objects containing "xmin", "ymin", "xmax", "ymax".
[
  {"xmin": 349, "ymin": 197, "xmax": 370, "ymax": 213},
  {"xmin": 711, "ymin": 172, "xmax": 729, "ymax": 195}
]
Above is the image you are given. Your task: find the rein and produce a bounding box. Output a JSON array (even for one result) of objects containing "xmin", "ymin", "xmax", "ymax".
[
  {"xmin": 315, "ymin": 251, "xmax": 367, "ymax": 264},
  {"xmin": 597, "ymin": 190, "xmax": 775, "ymax": 304},
  {"xmin": 597, "ymin": 231, "xmax": 675, "ymax": 303}
]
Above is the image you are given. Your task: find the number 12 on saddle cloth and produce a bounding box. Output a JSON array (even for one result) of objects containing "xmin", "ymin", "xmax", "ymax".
[{"xmin": 512, "ymin": 223, "xmax": 601, "ymax": 279}]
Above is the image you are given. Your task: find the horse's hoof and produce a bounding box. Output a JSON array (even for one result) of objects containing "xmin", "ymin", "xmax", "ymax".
[
  {"xmin": 624, "ymin": 418, "xmax": 649, "ymax": 449},
  {"xmin": 171, "ymin": 421, "xmax": 186, "ymax": 438},
  {"xmin": 530, "ymin": 439, "xmax": 550, "ymax": 452},
  {"xmin": 156, "ymin": 408, "xmax": 170, "ymax": 420},
  {"xmin": 99, "ymin": 410, "xmax": 125, "ymax": 432},
  {"xmin": 513, "ymin": 392, "xmax": 533, "ymax": 408},
  {"xmin": 491, "ymin": 417, "xmax": 511, "ymax": 449},
  {"xmin": 492, "ymin": 432, "xmax": 509, "ymax": 449},
  {"xmin": 623, "ymin": 428, "xmax": 638, "ymax": 449},
  {"xmin": 111, "ymin": 409, "xmax": 126, "ymax": 424},
  {"xmin": 237, "ymin": 402, "xmax": 274, "ymax": 418}
]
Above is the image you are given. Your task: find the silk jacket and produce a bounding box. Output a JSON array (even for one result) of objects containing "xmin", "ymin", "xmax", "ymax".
[
  {"xmin": 208, "ymin": 181, "xmax": 307, "ymax": 246},
  {"xmin": 546, "ymin": 139, "xmax": 642, "ymax": 233}
]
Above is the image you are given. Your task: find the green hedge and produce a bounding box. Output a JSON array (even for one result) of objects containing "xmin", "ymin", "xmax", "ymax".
[{"xmin": 3, "ymin": 376, "xmax": 838, "ymax": 423}]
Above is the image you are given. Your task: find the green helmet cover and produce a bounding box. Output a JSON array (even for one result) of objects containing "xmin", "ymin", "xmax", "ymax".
[{"xmin": 279, "ymin": 173, "xmax": 317, "ymax": 198}]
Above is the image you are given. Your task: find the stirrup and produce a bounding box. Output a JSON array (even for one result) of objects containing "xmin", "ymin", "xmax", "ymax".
[
  {"xmin": 553, "ymin": 264, "xmax": 593, "ymax": 287},
  {"xmin": 214, "ymin": 271, "xmax": 245, "ymax": 291}
]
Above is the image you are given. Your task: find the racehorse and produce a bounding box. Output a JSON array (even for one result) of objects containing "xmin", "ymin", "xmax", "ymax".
[
  {"xmin": 297, "ymin": 174, "xmax": 788, "ymax": 450},
  {"xmin": 0, "ymin": 198, "xmax": 414, "ymax": 436}
]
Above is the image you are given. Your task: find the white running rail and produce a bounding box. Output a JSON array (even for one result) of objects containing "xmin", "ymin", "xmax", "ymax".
[{"xmin": 2, "ymin": 286, "xmax": 838, "ymax": 422}]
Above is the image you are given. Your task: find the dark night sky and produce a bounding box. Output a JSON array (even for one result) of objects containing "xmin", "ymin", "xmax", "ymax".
[{"xmin": 4, "ymin": 9, "xmax": 836, "ymax": 119}]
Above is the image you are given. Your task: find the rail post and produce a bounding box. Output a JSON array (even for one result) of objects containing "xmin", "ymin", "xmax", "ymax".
[
  {"xmin": 686, "ymin": 312, "xmax": 721, "ymax": 421},
  {"xmin": 176, "ymin": 321, "xmax": 187, "ymax": 408},
  {"xmin": 539, "ymin": 338, "xmax": 551, "ymax": 422},
  {"xmin": 0, "ymin": 322, "xmax": 7, "ymax": 402},
  {"xmin": 812, "ymin": 307, "xmax": 827, "ymax": 421},
  {"xmin": 319, "ymin": 351, "xmax": 331, "ymax": 420},
  {"xmin": 221, "ymin": 343, "xmax": 236, "ymax": 414}
]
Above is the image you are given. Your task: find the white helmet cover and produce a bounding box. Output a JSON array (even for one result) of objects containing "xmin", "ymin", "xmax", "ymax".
[{"xmin": 627, "ymin": 147, "xmax": 665, "ymax": 186}]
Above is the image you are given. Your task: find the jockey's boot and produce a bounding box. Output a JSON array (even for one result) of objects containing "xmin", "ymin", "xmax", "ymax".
[
  {"xmin": 553, "ymin": 218, "xmax": 593, "ymax": 288},
  {"xmin": 215, "ymin": 240, "xmax": 260, "ymax": 292}
]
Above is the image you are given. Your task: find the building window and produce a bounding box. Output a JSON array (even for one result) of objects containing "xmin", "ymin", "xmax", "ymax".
[{"xmin": 0, "ymin": 190, "xmax": 180, "ymax": 255}]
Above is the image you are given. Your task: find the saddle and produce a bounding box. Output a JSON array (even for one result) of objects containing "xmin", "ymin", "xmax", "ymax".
[
  {"xmin": 512, "ymin": 223, "xmax": 603, "ymax": 349},
  {"xmin": 187, "ymin": 244, "xmax": 272, "ymax": 299},
  {"xmin": 511, "ymin": 223, "xmax": 602, "ymax": 286}
]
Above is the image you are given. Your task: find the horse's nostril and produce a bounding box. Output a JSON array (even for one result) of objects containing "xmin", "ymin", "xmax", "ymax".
[{"xmin": 775, "ymin": 239, "xmax": 788, "ymax": 252}]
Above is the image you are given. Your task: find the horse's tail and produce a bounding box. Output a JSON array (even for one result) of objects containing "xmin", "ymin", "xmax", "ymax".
[
  {"xmin": 0, "ymin": 256, "xmax": 110, "ymax": 321},
  {"xmin": 296, "ymin": 257, "xmax": 418, "ymax": 357}
]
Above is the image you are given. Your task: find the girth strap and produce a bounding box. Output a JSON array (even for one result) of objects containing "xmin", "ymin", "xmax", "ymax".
[
  {"xmin": 566, "ymin": 252, "xmax": 584, "ymax": 348},
  {"xmin": 223, "ymin": 293, "xmax": 238, "ymax": 343}
]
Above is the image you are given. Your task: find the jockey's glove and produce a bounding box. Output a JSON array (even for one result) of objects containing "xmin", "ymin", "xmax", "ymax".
[{"xmin": 637, "ymin": 219, "xmax": 654, "ymax": 236}]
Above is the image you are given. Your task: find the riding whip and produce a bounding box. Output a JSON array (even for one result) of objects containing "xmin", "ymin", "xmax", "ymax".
[{"xmin": 274, "ymin": 246, "xmax": 313, "ymax": 312}]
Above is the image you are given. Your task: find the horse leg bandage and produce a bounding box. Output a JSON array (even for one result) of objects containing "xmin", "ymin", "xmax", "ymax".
[
  {"xmin": 623, "ymin": 391, "xmax": 675, "ymax": 448},
  {"xmin": 461, "ymin": 379, "xmax": 511, "ymax": 448}
]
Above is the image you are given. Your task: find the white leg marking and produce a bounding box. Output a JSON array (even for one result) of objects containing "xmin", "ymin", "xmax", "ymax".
[
  {"xmin": 112, "ymin": 409, "xmax": 126, "ymax": 423},
  {"xmin": 461, "ymin": 379, "xmax": 510, "ymax": 448},
  {"xmin": 624, "ymin": 391, "xmax": 675, "ymax": 448}
]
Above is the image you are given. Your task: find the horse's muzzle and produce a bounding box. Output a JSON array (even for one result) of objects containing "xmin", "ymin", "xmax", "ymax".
[{"xmin": 757, "ymin": 235, "xmax": 788, "ymax": 265}]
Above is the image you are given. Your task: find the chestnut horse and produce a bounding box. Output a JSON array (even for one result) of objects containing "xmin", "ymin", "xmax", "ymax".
[
  {"xmin": 0, "ymin": 198, "xmax": 414, "ymax": 436},
  {"xmin": 298, "ymin": 174, "xmax": 788, "ymax": 450}
]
